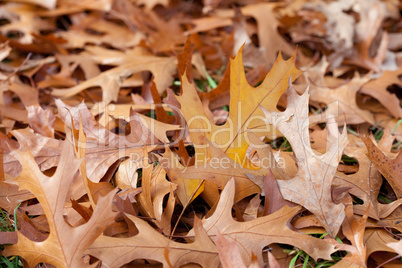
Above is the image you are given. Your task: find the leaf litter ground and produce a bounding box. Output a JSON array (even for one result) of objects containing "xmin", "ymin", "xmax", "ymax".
[{"xmin": 0, "ymin": 0, "xmax": 401, "ymax": 267}]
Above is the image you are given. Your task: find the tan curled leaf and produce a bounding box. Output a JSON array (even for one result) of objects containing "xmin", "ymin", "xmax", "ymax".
[
  {"xmin": 52, "ymin": 47, "xmax": 176, "ymax": 103},
  {"xmin": 261, "ymin": 80, "xmax": 348, "ymax": 237},
  {"xmin": 186, "ymin": 179, "xmax": 338, "ymax": 266},
  {"xmin": 87, "ymin": 215, "xmax": 219, "ymax": 267},
  {"xmin": 216, "ymin": 230, "xmax": 247, "ymax": 268},
  {"xmin": 362, "ymin": 136, "xmax": 402, "ymax": 198},
  {"xmin": 3, "ymin": 141, "xmax": 117, "ymax": 267}
]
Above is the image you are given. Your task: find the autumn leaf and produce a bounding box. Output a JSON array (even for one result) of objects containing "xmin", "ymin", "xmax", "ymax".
[
  {"xmin": 186, "ymin": 178, "xmax": 339, "ymax": 266},
  {"xmin": 309, "ymin": 72, "xmax": 374, "ymax": 125},
  {"xmin": 177, "ymin": 46, "xmax": 301, "ymax": 167},
  {"xmin": 3, "ymin": 141, "xmax": 117, "ymax": 267},
  {"xmin": 171, "ymin": 46, "xmax": 301, "ymax": 204},
  {"xmin": 0, "ymin": 1, "xmax": 401, "ymax": 267},
  {"xmin": 215, "ymin": 230, "xmax": 248, "ymax": 268},
  {"xmin": 55, "ymin": 99, "xmax": 157, "ymax": 182},
  {"xmin": 52, "ymin": 47, "xmax": 177, "ymax": 104},
  {"xmin": 360, "ymin": 69, "xmax": 402, "ymax": 119},
  {"xmin": 87, "ymin": 214, "xmax": 220, "ymax": 267},
  {"xmin": 362, "ymin": 136, "xmax": 402, "ymax": 198},
  {"xmin": 262, "ymin": 80, "xmax": 348, "ymax": 237}
]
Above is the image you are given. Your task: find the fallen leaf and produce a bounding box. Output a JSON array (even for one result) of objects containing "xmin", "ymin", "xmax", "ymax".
[
  {"xmin": 186, "ymin": 179, "xmax": 339, "ymax": 266},
  {"xmin": 309, "ymin": 73, "xmax": 374, "ymax": 125},
  {"xmin": 27, "ymin": 106, "xmax": 55, "ymax": 138},
  {"xmin": 3, "ymin": 141, "xmax": 118, "ymax": 267},
  {"xmin": 387, "ymin": 240, "xmax": 402, "ymax": 256},
  {"xmin": 87, "ymin": 214, "xmax": 220, "ymax": 267},
  {"xmin": 262, "ymin": 80, "xmax": 348, "ymax": 237},
  {"xmin": 52, "ymin": 47, "xmax": 176, "ymax": 104},
  {"xmin": 362, "ymin": 136, "xmax": 402, "ymax": 198},
  {"xmin": 56, "ymin": 99, "xmax": 157, "ymax": 181},
  {"xmin": 215, "ymin": 230, "xmax": 247, "ymax": 268},
  {"xmin": 172, "ymin": 46, "xmax": 301, "ymax": 203},
  {"xmin": 359, "ymin": 68, "xmax": 402, "ymax": 118}
]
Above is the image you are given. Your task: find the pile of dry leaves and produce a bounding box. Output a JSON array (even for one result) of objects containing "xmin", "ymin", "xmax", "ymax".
[{"xmin": 0, "ymin": 0, "xmax": 401, "ymax": 267}]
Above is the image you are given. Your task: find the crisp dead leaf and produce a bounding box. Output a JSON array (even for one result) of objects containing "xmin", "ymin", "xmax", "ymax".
[
  {"xmin": 87, "ymin": 215, "xmax": 220, "ymax": 267},
  {"xmin": 359, "ymin": 68, "xmax": 402, "ymax": 119},
  {"xmin": 387, "ymin": 240, "xmax": 402, "ymax": 256},
  {"xmin": 362, "ymin": 136, "xmax": 402, "ymax": 198},
  {"xmin": 56, "ymin": 99, "xmax": 157, "ymax": 182},
  {"xmin": 0, "ymin": 1, "xmax": 401, "ymax": 267},
  {"xmin": 52, "ymin": 46, "xmax": 176, "ymax": 103},
  {"xmin": 186, "ymin": 179, "xmax": 339, "ymax": 266},
  {"xmin": 0, "ymin": 3, "xmax": 53, "ymax": 44},
  {"xmin": 3, "ymin": 141, "xmax": 118, "ymax": 267},
  {"xmin": 333, "ymin": 135, "xmax": 391, "ymax": 219},
  {"xmin": 344, "ymin": 0, "xmax": 389, "ymax": 72},
  {"xmin": 262, "ymin": 80, "xmax": 348, "ymax": 237},
  {"xmin": 137, "ymin": 157, "xmax": 177, "ymax": 234},
  {"xmin": 27, "ymin": 106, "xmax": 55, "ymax": 138},
  {"xmin": 215, "ymin": 230, "xmax": 247, "ymax": 268},
  {"xmin": 173, "ymin": 46, "xmax": 301, "ymax": 203},
  {"xmin": 309, "ymin": 73, "xmax": 374, "ymax": 125}
]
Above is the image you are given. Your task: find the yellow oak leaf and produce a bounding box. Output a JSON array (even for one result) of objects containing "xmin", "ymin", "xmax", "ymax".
[{"xmin": 172, "ymin": 46, "xmax": 301, "ymax": 204}]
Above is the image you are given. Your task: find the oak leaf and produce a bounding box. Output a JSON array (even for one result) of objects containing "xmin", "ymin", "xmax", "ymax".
[
  {"xmin": 3, "ymin": 141, "xmax": 117, "ymax": 267},
  {"xmin": 186, "ymin": 178, "xmax": 338, "ymax": 266},
  {"xmin": 173, "ymin": 46, "xmax": 301, "ymax": 203},
  {"xmin": 52, "ymin": 46, "xmax": 176, "ymax": 104},
  {"xmin": 334, "ymin": 133, "xmax": 402, "ymax": 220},
  {"xmin": 309, "ymin": 73, "xmax": 374, "ymax": 125},
  {"xmin": 387, "ymin": 240, "xmax": 402, "ymax": 256},
  {"xmin": 344, "ymin": 0, "xmax": 389, "ymax": 72},
  {"xmin": 362, "ymin": 136, "xmax": 402, "ymax": 198},
  {"xmin": 11, "ymin": 0, "xmax": 56, "ymax": 10},
  {"xmin": 161, "ymin": 139, "xmax": 263, "ymax": 205},
  {"xmin": 359, "ymin": 68, "xmax": 402, "ymax": 119},
  {"xmin": 137, "ymin": 157, "xmax": 177, "ymax": 235},
  {"xmin": 215, "ymin": 230, "xmax": 247, "ymax": 268},
  {"xmin": 0, "ymin": 3, "xmax": 52, "ymax": 44},
  {"xmin": 87, "ymin": 214, "xmax": 220, "ymax": 267},
  {"xmin": 177, "ymin": 46, "xmax": 301, "ymax": 167},
  {"xmin": 262, "ymin": 80, "xmax": 348, "ymax": 237},
  {"xmin": 56, "ymin": 99, "xmax": 157, "ymax": 182}
]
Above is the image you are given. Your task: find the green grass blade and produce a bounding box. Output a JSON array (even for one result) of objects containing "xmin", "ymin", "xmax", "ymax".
[
  {"xmin": 289, "ymin": 250, "xmax": 302, "ymax": 268},
  {"xmin": 0, "ymin": 255, "xmax": 16, "ymax": 268},
  {"xmin": 303, "ymin": 255, "xmax": 310, "ymax": 268}
]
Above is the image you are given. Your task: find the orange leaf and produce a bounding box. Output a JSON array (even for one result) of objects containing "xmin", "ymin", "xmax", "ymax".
[{"xmin": 3, "ymin": 141, "xmax": 117, "ymax": 267}]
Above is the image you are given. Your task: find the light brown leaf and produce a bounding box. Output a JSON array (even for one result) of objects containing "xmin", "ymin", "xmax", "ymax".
[
  {"xmin": 52, "ymin": 47, "xmax": 176, "ymax": 104},
  {"xmin": 3, "ymin": 141, "xmax": 118, "ymax": 267},
  {"xmin": 262, "ymin": 80, "xmax": 348, "ymax": 237},
  {"xmin": 0, "ymin": 181, "xmax": 33, "ymax": 213},
  {"xmin": 362, "ymin": 136, "xmax": 402, "ymax": 198},
  {"xmin": 344, "ymin": 0, "xmax": 389, "ymax": 72},
  {"xmin": 309, "ymin": 73, "xmax": 374, "ymax": 125},
  {"xmin": 333, "ymin": 135, "xmax": 386, "ymax": 219},
  {"xmin": 27, "ymin": 106, "xmax": 55, "ymax": 138},
  {"xmin": 387, "ymin": 240, "xmax": 402, "ymax": 256},
  {"xmin": 359, "ymin": 68, "xmax": 402, "ymax": 118},
  {"xmin": 186, "ymin": 179, "xmax": 339, "ymax": 266},
  {"xmin": 56, "ymin": 99, "xmax": 157, "ymax": 181},
  {"xmin": 216, "ymin": 230, "xmax": 247, "ymax": 268},
  {"xmin": 87, "ymin": 214, "xmax": 220, "ymax": 267},
  {"xmin": 5, "ymin": 0, "xmax": 56, "ymax": 10},
  {"xmin": 0, "ymin": 3, "xmax": 53, "ymax": 44}
]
